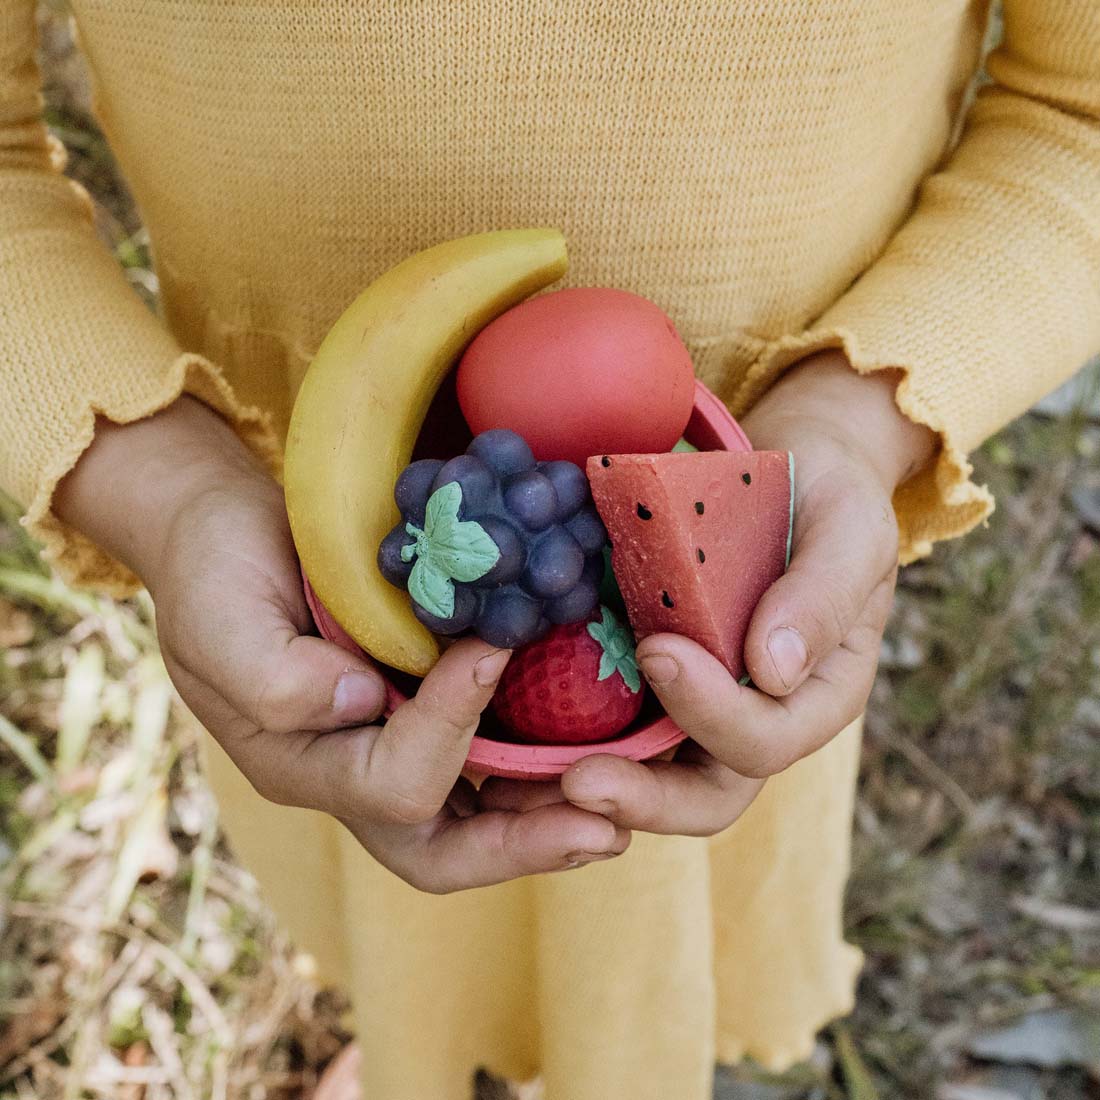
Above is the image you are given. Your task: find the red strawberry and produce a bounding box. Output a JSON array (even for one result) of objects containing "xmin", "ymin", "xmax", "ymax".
[{"xmin": 491, "ymin": 605, "xmax": 645, "ymax": 744}]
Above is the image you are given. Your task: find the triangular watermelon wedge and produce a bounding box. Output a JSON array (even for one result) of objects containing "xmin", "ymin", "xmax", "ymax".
[{"xmin": 586, "ymin": 450, "xmax": 794, "ymax": 681}]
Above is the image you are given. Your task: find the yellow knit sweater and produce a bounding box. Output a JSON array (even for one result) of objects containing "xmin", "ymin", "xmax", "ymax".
[
  {"xmin": 2, "ymin": 1, "xmax": 1099, "ymax": 591},
  {"xmin": 5, "ymin": 6, "xmax": 1100, "ymax": 1096}
]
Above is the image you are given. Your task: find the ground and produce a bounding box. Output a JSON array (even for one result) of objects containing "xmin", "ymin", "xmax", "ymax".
[{"xmin": 1, "ymin": 5, "xmax": 1098, "ymax": 1099}]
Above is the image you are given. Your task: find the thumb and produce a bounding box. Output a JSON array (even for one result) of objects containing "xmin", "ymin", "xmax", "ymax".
[
  {"xmin": 743, "ymin": 480, "xmax": 898, "ymax": 697},
  {"xmin": 171, "ymin": 586, "xmax": 387, "ymax": 734},
  {"xmin": 217, "ymin": 636, "xmax": 509, "ymax": 828},
  {"xmin": 249, "ymin": 630, "xmax": 388, "ymax": 733}
]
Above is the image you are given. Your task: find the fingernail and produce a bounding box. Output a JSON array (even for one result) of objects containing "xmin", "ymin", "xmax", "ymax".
[
  {"xmin": 474, "ymin": 649, "xmax": 511, "ymax": 687},
  {"xmin": 640, "ymin": 654, "xmax": 679, "ymax": 687},
  {"xmin": 585, "ymin": 797, "xmax": 618, "ymax": 816},
  {"xmin": 767, "ymin": 627, "xmax": 808, "ymax": 690},
  {"xmin": 333, "ymin": 670, "xmax": 384, "ymax": 719},
  {"xmin": 564, "ymin": 850, "xmax": 617, "ymax": 868}
]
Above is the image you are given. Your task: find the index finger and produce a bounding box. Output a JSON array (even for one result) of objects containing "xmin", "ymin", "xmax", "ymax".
[{"xmin": 562, "ymin": 747, "xmax": 764, "ymax": 836}]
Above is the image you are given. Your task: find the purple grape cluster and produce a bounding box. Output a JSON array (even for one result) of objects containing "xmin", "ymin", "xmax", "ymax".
[{"xmin": 378, "ymin": 430, "xmax": 609, "ymax": 649}]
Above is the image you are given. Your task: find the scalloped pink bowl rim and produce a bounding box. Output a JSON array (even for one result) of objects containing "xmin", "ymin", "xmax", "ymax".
[{"xmin": 301, "ymin": 377, "xmax": 751, "ymax": 780}]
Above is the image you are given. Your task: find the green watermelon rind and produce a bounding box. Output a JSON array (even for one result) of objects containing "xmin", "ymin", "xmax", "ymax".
[{"xmin": 785, "ymin": 451, "xmax": 795, "ymax": 569}]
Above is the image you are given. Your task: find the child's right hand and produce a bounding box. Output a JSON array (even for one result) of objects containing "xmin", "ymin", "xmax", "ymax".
[{"xmin": 54, "ymin": 397, "xmax": 630, "ymax": 892}]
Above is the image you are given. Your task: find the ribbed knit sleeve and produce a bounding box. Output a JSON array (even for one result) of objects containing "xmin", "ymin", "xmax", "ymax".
[
  {"xmin": 729, "ymin": 0, "xmax": 1100, "ymax": 564},
  {"xmin": 0, "ymin": 1, "xmax": 279, "ymax": 595}
]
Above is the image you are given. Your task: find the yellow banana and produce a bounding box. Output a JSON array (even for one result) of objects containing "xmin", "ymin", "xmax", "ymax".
[{"xmin": 285, "ymin": 229, "xmax": 569, "ymax": 676}]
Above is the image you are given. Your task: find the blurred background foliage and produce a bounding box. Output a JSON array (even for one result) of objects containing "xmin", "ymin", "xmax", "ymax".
[{"xmin": 2, "ymin": 3, "xmax": 1098, "ymax": 1099}]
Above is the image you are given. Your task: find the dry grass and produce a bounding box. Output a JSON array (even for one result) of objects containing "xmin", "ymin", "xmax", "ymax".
[
  {"xmin": 3, "ymin": 5, "xmax": 1099, "ymax": 1099},
  {"xmin": 0, "ymin": 490, "xmax": 351, "ymax": 1099}
]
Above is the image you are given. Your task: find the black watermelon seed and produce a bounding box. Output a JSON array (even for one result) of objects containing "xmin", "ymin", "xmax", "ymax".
[
  {"xmin": 694, "ymin": 501, "xmax": 704, "ymax": 515},
  {"xmin": 661, "ymin": 590, "xmax": 675, "ymax": 608},
  {"xmin": 697, "ymin": 548, "xmax": 706, "ymax": 563},
  {"xmin": 636, "ymin": 503, "xmax": 653, "ymax": 520},
  {"xmin": 741, "ymin": 472, "xmax": 752, "ymax": 485},
  {"xmin": 601, "ymin": 456, "xmax": 612, "ymax": 467}
]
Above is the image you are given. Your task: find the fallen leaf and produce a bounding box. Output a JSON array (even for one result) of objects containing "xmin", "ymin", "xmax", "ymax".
[
  {"xmin": 937, "ymin": 1086, "xmax": 1021, "ymax": 1100},
  {"xmin": 1071, "ymin": 485, "xmax": 1100, "ymax": 536},
  {"xmin": 122, "ymin": 1040, "xmax": 148, "ymax": 1066},
  {"xmin": 0, "ymin": 597, "xmax": 34, "ymax": 647},
  {"xmin": 57, "ymin": 764, "xmax": 100, "ymax": 796},
  {"xmin": 923, "ymin": 860, "xmax": 982, "ymax": 935},
  {"xmin": 967, "ymin": 1008, "xmax": 1100, "ymax": 1073},
  {"xmin": 0, "ymin": 997, "xmax": 64, "ymax": 1066},
  {"xmin": 105, "ymin": 789, "xmax": 170, "ymax": 923},
  {"xmin": 879, "ymin": 633, "xmax": 925, "ymax": 670},
  {"xmin": 982, "ymin": 1065, "xmax": 1050, "ymax": 1100},
  {"xmin": 121, "ymin": 1040, "xmax": 150, "ymax": 1100},
  {"xmin": 1011, "ymin": 895, "xmax": 1100, "ymax": 933}
]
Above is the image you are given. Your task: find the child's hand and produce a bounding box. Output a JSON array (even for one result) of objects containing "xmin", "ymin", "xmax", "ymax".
[
  {"xmin": 55, "ymin": 398, "xmax": 629, "ymax": 890},
  {"xmin": 550, "ymin": 352, "xmax": 937, "ymax": 837}
]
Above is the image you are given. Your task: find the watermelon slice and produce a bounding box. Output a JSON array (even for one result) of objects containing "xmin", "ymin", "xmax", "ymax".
[{"xmin": 586, "ymin": 450, "xmax": 794, "ymax": 681}]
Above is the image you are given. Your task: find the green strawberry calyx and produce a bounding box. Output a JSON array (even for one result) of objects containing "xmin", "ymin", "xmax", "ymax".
[
  {"xmin": 587, "ymin": 605, "xmax": 642, "ymax": 694},
  {"xmin": 401, "ymin": 482, "xmax": 500, "ymax": 620}
]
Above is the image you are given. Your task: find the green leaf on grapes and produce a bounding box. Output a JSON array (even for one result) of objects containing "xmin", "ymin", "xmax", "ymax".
[
  {"xmin": 408, "ymin": 557, "xmax": 455, "ymax": 619},
  {"xmin": 587, "ymin": 605, "xmax": 641, "ymax": 693},
  {"xmin": 402, "ymin": 481, "xmax": 501, "ymax": 619}
]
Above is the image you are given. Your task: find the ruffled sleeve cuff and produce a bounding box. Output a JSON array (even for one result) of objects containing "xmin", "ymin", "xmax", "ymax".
[
  {"xmin": 22, "ymin": 352, "xmax": 282, "ymax": 597},
  {"xmin": 727, "ymin": 326, "xmax": 995, "ymax": 566}
]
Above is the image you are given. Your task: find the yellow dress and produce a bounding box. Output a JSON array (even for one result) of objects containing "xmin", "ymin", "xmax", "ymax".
[{"xmin": 2, "ymin": 2, "xmax": 1098, "ymax": 1096}]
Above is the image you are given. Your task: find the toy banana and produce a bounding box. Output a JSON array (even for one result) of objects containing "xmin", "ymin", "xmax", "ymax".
[{"xmin": 284, "ymin": 229, "xmax": 569, "ymax": 676}]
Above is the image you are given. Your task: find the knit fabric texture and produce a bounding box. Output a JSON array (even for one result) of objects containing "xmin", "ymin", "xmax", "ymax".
[
  {"xmin": 3, "ymin": 4, "xmax": 1099, "ymax": 1093},
  {"xmin": 2, "ymin": 2, "xmax": 1099, "ymax": 589}
]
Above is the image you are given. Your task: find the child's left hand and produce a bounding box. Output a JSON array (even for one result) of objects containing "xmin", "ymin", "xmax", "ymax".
[{"xmin": 481, "ymin": 351, "xmax": 936, "ymax": 837}]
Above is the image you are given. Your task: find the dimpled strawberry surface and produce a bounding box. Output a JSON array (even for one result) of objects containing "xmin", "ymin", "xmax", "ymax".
[
  {"xmin": 492, "ymin": 606, "xmax": 644, "ymax": 744},
  {"xmin": 587, "ymin": 450, "xmax": 793, "ymax": 681}
]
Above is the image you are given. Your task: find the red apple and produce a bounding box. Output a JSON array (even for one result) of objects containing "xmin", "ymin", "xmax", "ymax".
[{"xmin": 456, "ymin": 287, "xmax": 695, "ymax": 469}]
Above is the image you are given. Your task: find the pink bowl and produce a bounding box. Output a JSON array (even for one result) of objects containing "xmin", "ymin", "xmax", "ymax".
[{"xmin": 302, "ymin": 378, "xmax": 751, "ymax": 780}]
